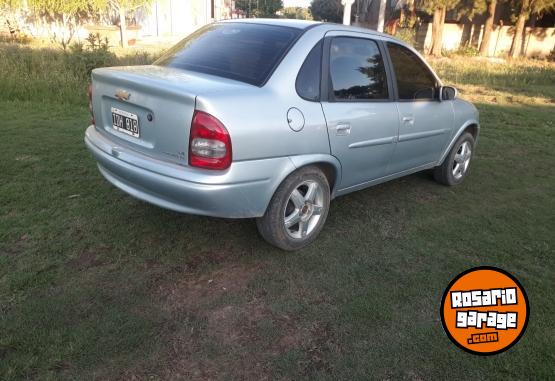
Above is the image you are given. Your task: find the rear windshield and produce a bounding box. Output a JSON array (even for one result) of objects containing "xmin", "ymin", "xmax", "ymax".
[{"xmin": 154, "ymin": 23, "xmax": 302, "ymax": 86}]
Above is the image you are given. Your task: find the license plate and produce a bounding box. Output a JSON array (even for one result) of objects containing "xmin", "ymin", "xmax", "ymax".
[{"xmin": 111, "ymin": 107, "xmax": 139, "ymax": 138}]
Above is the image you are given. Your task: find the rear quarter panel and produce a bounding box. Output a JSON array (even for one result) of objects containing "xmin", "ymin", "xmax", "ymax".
[{"xmin": 195, "ymin": 27, "xmax": 331, "ymax": 162}]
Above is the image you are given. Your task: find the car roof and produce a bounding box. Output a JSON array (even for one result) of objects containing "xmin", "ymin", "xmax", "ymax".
[
  {"xmin": 220, "ymin": 18, "xmax": 405, "ymax": 44},
  {"xmin": 220, "ymin": 18, "xmax": 321, "ymax": 29}
]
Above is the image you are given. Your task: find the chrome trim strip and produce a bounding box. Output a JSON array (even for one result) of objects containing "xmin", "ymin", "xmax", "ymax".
[
  {"xmin": 398, "ymin": 128, "xmax": 449, "ymax": 143},
  {"xmin": 348, "ymin": 136, "xmax": 396, "ymax": 149}
]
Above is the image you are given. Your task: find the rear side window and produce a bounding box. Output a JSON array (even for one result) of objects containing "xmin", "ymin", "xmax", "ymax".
[
  {"xmin": 155, "ymin": 23, "xmax": 302, "ymax": 86},
  {"xmin": 386, "ymin": 42, "xmax": 438, "ymax": 100},
  {"xmin": 296, "ymin": 40, "xmax": 323, "ymax": 101},
  {"xmin": 329, "ymin": 37, "xmax": 389, "ymax": 101}
]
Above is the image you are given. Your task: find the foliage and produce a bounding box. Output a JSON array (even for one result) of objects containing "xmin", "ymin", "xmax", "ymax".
[
  {"xmin": 1, "ymin": 0, "xmax": 153, "ymax": 48},
  {"xmin": 235, "ymin": 0, "xmax": 284, "ymax": 17},
  {"xmin": 515, "ymin": 0, "xmax": 555, "ymax": 17},
  {"xmin": 309, "ymin": 0, "xmax": 342, "ymax": 22},
  {"xmin": 282, "ymin": 6, "xmax": 312, "ymax": 19},
  {"xmin": 10, "ymin": 0, "xmax": 106, "ymax": 49},
  {"xmin": 446, "ymin": 45, "xmax": 480, "ymax": 56},
  {"xmin": 66, "ymin": 33, "xmax": 116, "ymax": 80},
  {"xmin": 24, "ymin": 0, "xmax": 103, "ymax": 14},
  {"xmin": 0, "ymin": 0, "xmax": 23, "ymax": 9},
  {"xmin": 417, "ymin": 0, "xmax": 459, "ymax": 14},
  {"xmin": 395, "ymin": 27, "xmax": 417, "ymax": 46},
  {"xmin": 453, "ymin": 0, "xmax": 489, "ymax": 20}
]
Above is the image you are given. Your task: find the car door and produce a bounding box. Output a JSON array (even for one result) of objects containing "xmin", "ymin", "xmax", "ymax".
[
  {"xmin": 320, "ymin": 34, "xmax": 399, "ymax": 190},
  {"xmin": 385, "ymin": 42, "xmax": 454, "ymax": 174}
]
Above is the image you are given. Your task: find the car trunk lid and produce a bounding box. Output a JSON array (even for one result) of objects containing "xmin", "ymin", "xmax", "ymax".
[{"xmin": 91, "ymin": 65, "xmax": 231, "ymax": 166}]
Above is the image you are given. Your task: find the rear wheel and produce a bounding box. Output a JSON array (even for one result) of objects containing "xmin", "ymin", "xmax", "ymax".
[
  {"xmin": 256, "ymin": 166, "xmax": 330, "ymax": 251},
  {"xmin": 434, "ymin": 132, "xmax": 475, "ymax": 186}
]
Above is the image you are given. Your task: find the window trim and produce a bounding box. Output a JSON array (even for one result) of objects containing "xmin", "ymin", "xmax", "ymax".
[
  {"xmin": 295, "ymin": 39, "xmax": 324, "ymax": 102},
  {"xmin": 383, "ymin": 41, "xmax": 441, "ymax": 103},
  {"xmin": 321, "ymin": 36, "xmax": 394, "ymax": 103}
]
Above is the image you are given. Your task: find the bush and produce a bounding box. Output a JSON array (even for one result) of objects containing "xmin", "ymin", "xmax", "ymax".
[
  {"xmin": 395, "ymin": 28, "xmax": 416, "ymax": 47},
  {"xmin": 448, "ymin": 45, "xmax": 480, "ymax": 57},
  {"xmin": 66, "ymin": 34, "xmax": 117, "ymax": 80}
]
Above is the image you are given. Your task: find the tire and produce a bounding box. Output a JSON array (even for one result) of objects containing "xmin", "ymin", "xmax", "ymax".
[
  {"xmin": 256, "ymin": 166, "xmax": 331, "ymax": 251},
  {"xmin": 434, "ymin": 132, "xmax": 475, "ymax": 186}
]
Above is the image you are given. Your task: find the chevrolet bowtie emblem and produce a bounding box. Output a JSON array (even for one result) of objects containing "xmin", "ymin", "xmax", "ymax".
[{"xmin": 115, "ymin": 89, "xmax": 131, "ymax": 101}]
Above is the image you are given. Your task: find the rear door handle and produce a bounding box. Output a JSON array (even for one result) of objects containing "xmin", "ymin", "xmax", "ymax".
[{"xmin": 336, "ymin": 123, "xmax": 351, "ymax": 136}]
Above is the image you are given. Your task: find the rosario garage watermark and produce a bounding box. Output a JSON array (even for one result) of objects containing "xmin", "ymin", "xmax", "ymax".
[{"xmin": 440, "ymin": 267, "xmax": 529, "ymax": 355}]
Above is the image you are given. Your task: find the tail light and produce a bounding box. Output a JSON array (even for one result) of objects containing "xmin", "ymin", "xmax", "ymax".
[
  {"xmin": 87, "ymin": 83, "xmax": 95, "ymax": 125},
  {"xmin": 189, "ymin": 111, "xmax": 232, "ymax": 170}
]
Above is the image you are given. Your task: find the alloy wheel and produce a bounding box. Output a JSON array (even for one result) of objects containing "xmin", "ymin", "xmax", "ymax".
[
  {"xmin": 452, "ymin": 141, "xmax": 472, "ymax": 180},
  {"xmin": 283, "ymin": 180, "xmax": 324, "ymax": 239}
]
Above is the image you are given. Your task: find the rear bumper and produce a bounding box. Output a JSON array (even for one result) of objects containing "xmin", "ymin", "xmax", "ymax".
[{"xmin": 84, "ymin": 126, "xmax": 295, "ymax": 218}]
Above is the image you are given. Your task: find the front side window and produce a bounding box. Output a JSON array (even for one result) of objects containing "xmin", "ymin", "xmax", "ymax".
[
  {"xmin": 386, "ymin": 43, "xmax": 438, "ymax": 100},
  {"xmin": 155, "ymin": 23, "xmax": 301, "ymax": 86},
  {"xmin": 329, "ymin": 37, "xmax": 389, "ymax": 101}
]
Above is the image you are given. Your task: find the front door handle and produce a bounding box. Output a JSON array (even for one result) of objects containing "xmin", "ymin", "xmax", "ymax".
[
  {"xmin": 402, "ymin": 116, "xmax": 415, "ymax": 126},
  {"xmin": 336, "ymin": 123, "xmax": 351, "ymax": 136}
]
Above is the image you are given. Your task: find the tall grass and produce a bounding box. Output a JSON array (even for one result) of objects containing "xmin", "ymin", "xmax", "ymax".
[
  {"xmin": 431, "ymin": 57, "xmax": 555, "ymax": 99},
  {"xmin": 1, "ymin": 41, "xmax": 554, "ymax": 107},
  {"xmin": 0, "ymin": 43, "xmax": 159, "ymax": 106}
]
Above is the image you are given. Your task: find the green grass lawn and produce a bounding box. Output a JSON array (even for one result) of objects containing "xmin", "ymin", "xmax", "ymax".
[{"xmin": 1, "ymin": 45, "xmax": 554, "ymax": 379}]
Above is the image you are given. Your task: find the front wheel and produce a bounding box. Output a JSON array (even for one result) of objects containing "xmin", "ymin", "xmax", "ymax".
[
  {"xmin": 434, "ymin": 132, "xmax": 475, "ymax": 186},
  {"xmin": 256, "ymin": 166, "xmax": 330, "ymax": 251}
]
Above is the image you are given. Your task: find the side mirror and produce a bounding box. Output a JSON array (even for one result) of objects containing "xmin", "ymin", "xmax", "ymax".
[{"xmin": 439, "ymin": 86, "xmax": 458, "ymax": 101}]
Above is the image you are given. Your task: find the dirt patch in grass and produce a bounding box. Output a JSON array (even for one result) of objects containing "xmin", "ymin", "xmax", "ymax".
[
  {"xmin": 66, "ymin": 246, "xmax": 110, "ymax": 271},
  {"xmin": 160, "ymin": 263, "xmax": 258, "ymax": 311},
  {"xmin": 0, "ymin": 234, "xmax": 31, "ymax": 257},
  {"xmin": 144, "ymin": 264, "xmax": 337, "ymax": 379}
]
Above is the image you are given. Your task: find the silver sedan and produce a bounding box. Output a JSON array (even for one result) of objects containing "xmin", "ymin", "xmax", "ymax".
[{"xmin": 85, "ymin": 19, "xmax": 479, "ymax": 250}]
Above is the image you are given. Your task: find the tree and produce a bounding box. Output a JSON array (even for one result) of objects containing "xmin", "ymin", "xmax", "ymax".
[
  {"xmin": 23, "ymin": 0, "xmax": 105, "ymax": 49},
  {"xmin": 103, "ymin": 0, "xmax": 152, "ymax": 48},
  {"xmin": 419, "ymin": 0, "xmax": 459, "ymax": 56},
  {"xmin": 235, "ymin": 0, "xmax": 283, "ymax": 18},
  {"xmin": 309, "ymin": 0, "xmax": 342, "ymax": 22},
  {"xmin": 479, "ymin": 0, "xmax": 497, "ymax": 55},
  {"xmin": 508, "ymin": 0, "xmax": 555, "ymax": 57},
  {"xmin": 282, "ymin": 6, "xmax": 312, "ymax": 19}
]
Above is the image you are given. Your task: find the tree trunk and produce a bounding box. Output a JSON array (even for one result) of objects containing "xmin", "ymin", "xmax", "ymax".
[
  {"xmin": 377, "ymin": 0, "xmax": 387, "ymax": 32},
  {"xmin": 430, "ymin": 5, "xmax": 445, "ymax": 57},
  {"xmin": 509, "ymin": 0, "xmax": 529, "ymax": 58},
  {"xmin": 119, "ymin": 5, "xmax": 128, "ymax": 48},
  {"xmin": 479, "ymin": 0, "xmax": 497, "ymax": 56}
]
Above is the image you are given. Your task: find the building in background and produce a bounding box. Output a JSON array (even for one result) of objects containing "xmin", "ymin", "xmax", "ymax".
[{"xmin": 138, "ymin": 0, "xmax": 235, "ymax": 38}]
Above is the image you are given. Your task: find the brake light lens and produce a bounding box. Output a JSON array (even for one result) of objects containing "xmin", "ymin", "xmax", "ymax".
[
  {"xmin": 87, "ymin": 83, "xmax": 95, "ymax": 125},
  {"xmin": 189, "ymin": 111, "xmax": 232, "ymax": 170}
]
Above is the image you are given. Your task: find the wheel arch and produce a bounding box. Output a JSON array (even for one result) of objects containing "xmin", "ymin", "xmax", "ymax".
[
  {"xmin": 287, "ymin": 154, "xmax": 342, "ymax": 198},
  {"xmin": 257, "ymin": 154, "xmax": 341, "ymax": 218},
  {"xmin": 437, "ymin": 120, "xmax": 480, "ymax": 166}
]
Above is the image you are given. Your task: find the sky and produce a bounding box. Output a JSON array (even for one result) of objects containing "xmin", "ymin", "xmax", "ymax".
[{"xmin": 282, "ymin": 0, "xmax": 311, "ymax": 8}]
